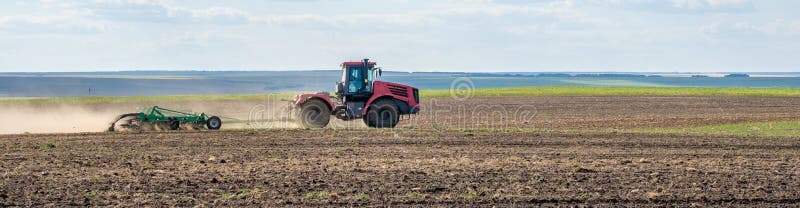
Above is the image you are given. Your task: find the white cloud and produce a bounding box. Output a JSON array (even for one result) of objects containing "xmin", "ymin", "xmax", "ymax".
[
  {"xmin": 672, "ymin": 0, "xmax": 707, "ymax": 10},
  {"xmin": 79, "ymin": 0, "xmax": 250, "ymax": 24},
  {"xmin": 705, "ymin": 19, "xmax": 800, "ymax": 37},
  {"xmin": 0, "ymin": 11, "xmax": 108, "ymax": 35},
  {"xmin": 707, "ymin": 0, "xmax": 750, "ymax": 7},
  {"xmin": 0, "ymin": 0, "xmax": 798, "ymax": 72},
  {"xmin": 672, "ymin": 0, "xmax": 753, "ymax": 11},
  {"xmin": 576, "ymin": 0, "xmax": 754, "ymax": 13}
]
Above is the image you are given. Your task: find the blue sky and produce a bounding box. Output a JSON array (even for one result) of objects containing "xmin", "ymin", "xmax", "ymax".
[{"xmin": 0, "ymin": 0, "xmax": 798, "ymax": 72}]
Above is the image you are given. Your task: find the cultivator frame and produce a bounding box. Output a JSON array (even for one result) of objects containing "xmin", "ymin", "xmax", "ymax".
[{"xmin": 108, "ymin": 106, "xmax": 221, "ymax": 132}]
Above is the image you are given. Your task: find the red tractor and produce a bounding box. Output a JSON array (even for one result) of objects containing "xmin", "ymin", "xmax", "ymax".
[{"xmin": 291, "ymin": 59, "xmax": 420, "ymax": 128}]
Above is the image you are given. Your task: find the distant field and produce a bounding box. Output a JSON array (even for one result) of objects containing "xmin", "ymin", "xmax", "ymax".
[
  {"xmin": 421, "ymin": 86, "xmax": 800, "ymax": 97},
  {"xmin": 635, "ymin": 120, "xmax": 800, "ymax": 137},
  {"xmin": 3, "ymin": 86, "xmax": 800, "ymax": 104},
  {"xmin": 4, "ymin": 71, "xmax": 800, "ymax": 97},
  {"xmin": 2, "ymin": 86, "xmax": 799, "ymax": 136},
  {"xmin": 468, "ymin": 120, "xmax": 800, "ymax": 138},
  {"xmin": 0, "ymin": 93, "xmax": 294, "ymax": 104}
]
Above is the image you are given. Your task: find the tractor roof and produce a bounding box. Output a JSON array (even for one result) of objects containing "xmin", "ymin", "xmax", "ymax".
[{"xmin": 341, "ymin": 61, "xmax": 376, "ymax": 68}]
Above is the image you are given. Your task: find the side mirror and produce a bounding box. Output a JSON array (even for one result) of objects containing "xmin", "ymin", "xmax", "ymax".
[
  {"xmin": 378, "ymin": 67, "xmax": 383, "ymax": 76},
  {"xmin": 335, "ymin": 82, "xmax": 343, "ymax": 95}
]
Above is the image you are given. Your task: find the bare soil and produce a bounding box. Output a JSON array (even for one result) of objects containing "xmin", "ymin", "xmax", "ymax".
[
  {"xmin": 0, "ymin": 96, "xmax": 799, "ymax": 207},
  {"xmin": 410, "ymin": 96, "xmax": 800, "ymax": 129}
]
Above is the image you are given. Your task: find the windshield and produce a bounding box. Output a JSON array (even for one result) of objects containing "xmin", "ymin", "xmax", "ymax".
[{"xmin": 347, "ymin": 66, "xmax": 364, "ymax": 93}]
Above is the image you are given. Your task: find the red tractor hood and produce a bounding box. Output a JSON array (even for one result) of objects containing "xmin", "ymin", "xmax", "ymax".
[{"xmin": 373, "ymin": 81, "xmax": 414, "ymax": 89}]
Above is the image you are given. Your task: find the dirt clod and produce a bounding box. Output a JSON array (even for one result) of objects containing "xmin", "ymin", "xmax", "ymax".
[{"xmin": 574, "ymin": 167, "xmax": 597, "ymax": 173}]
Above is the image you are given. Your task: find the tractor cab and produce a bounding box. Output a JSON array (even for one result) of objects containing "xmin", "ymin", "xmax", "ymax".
[
  {"xmin": 335, "ymin": 59, "xmax": 381, "ymax": 101},
  {"xmin": 334, "ymin": 59, "xmax": 382, "ymax": 120}
]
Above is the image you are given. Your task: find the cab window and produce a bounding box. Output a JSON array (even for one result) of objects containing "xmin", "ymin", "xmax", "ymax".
[{"xmin": 348, "ymin": 67, "xmax": 363, "ymax": 93}]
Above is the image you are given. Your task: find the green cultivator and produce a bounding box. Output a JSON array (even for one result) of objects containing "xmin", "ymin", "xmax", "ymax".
[{"xmin": 108, "ymin": 106, "xmax": 222, "ymax": 132}]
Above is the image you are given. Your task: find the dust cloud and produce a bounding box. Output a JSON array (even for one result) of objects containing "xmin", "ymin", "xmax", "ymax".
[
  {"xmin": 0, "ymin": 96, "xmax": 369, "ymax": 134},
  {"xmin": 0, "ymin": 105, "xmax": 121, "ymax": 134}
]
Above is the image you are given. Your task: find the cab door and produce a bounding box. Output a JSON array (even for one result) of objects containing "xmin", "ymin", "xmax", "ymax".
[{"xmin": 345, "ymin": 66, "xmax": 372, "ymax": 97}]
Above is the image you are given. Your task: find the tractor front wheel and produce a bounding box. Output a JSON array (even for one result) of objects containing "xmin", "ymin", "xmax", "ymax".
[
  {"xmin": 299, "ymin": 99, "xmax": 331, "ymax": 128},
  {"xmin": 206, "ymin": 116, "xmax": 222, "ymax": 130},
  {"xmin": 364, "ymin": 99, "xmax": 399, "ymax": 128}
]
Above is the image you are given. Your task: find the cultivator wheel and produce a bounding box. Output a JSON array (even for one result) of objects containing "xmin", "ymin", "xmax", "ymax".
[
  {"xmin": 206, "ymin": 116, "xmax": 222, "ymax": 130},
  {"xmin": 168, "ymin": 118, "xmax": 180, "ymax": 130}
]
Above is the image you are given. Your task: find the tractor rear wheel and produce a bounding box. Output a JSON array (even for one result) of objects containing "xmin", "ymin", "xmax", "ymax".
[
  {"xmin": 364, "ymin": 99, "xmax": 400, "ymax": 128},
  {"xmin": 206, "ymin": 116, "xmax": 222, "ymax": 130},
  {"xmin": 299, "ymin": 99, "xmax": 330, "ymax": 128}
]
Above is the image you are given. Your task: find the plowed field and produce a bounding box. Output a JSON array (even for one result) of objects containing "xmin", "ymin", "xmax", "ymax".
[{"xmin": 1, "ymin": 96, "xmax": 799, "ymax": 207}]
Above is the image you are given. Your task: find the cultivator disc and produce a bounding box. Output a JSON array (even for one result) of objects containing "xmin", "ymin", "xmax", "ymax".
[
  {"xmin": 109, "ymin": 106, "xmax": 224, "ymax": 132},
  {"xmin": 107, "ymin": 113, "xmax": 142, "ymax": 132}
]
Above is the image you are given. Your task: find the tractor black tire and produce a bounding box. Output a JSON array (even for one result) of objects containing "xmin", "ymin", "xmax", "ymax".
[
  {"xmin": 299, "ymin": 99, "xmax": 331, "ymax": 128},
  {"xmin": 206, "ymin": 116, "xmax": 222, "ymax": 130},
  {"xmin": 364, "ymin": 99, "xmax": 400, "ymax": 128},
  {"xmin": 168, "ymin": 118, "xmax": 180, "ymax": 130}
]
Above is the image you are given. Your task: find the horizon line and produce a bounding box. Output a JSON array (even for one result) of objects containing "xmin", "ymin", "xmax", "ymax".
[{"xmin": 0, "ymin": 70, "xmax": 796, "ymax": 74}]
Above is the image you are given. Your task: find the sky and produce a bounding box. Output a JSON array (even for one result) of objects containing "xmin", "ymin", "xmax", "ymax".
[{"xmin": 0, "ymin": 0, "xmax": 798, "ymax": 72}]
